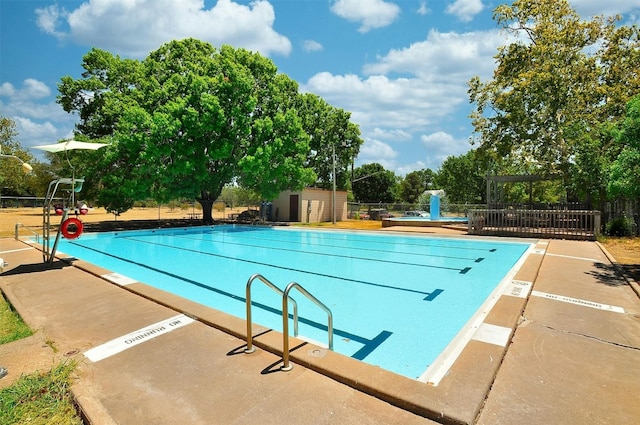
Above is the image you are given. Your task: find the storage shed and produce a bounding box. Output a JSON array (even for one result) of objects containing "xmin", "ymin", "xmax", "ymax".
[{"xmin": 272, "ymin": 188, "xmax": 348, "ymax": 223}]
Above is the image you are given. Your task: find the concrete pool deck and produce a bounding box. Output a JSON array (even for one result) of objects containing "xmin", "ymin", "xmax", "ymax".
[{"xmin": 1, "ymin": 229, "xmax": 639, "ymax": 424}]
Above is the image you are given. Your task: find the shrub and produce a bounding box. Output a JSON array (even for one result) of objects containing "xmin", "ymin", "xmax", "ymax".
[{"xmin": 605, "ymin": 217, "xmax": 635, "ymax": 236}]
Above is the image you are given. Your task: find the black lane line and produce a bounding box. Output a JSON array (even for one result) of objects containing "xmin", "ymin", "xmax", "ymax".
[
  {"xmin": 70, "ymin": 240, "xmax": 450, "ymax": 298},
  {"xmin": 69, "ymin": 243, "xmax": 383, "ymax": 350},
  {"xmin": 169, "ymin": 233, "xmax": 486, "ymax": 264},
  {"xmin": 124, "ymin": 236, "xmax": 471, "ymax": 288},
  {"xmin": 139, "ymin": 234, "xmax": 476, "ymax": 272},
  {"xmin": 220, "ymin": 230, "xmax": 497, "ymax": 252},
  {"xmin": 193, "ymin": 229, "xmax": 500, "ymax": 254}
]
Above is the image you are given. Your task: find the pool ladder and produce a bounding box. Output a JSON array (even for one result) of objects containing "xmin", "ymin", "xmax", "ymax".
[{"xmin": 244, "ymin": 273, "xmax": 333, "ymax": 371}]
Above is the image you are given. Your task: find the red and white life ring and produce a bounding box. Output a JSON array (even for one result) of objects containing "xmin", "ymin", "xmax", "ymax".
[{"xmin": 61, "ymin": 217, "xmax": 84, "ymax": 239}]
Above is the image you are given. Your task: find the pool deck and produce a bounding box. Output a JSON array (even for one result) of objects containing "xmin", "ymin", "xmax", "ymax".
[{"xmin": 1, "ymin": 227, "xmax": 639, "ymax": 424}]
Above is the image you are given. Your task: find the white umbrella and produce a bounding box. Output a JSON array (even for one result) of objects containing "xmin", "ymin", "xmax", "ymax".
[{"xmin": 32, "ymin": 140, "xmax": 108, "ymax": 152}]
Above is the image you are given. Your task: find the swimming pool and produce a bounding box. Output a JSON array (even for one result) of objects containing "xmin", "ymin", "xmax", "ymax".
[{"xmin": 56, "ymin": 225, "xmax": 531, "ymax": 379}]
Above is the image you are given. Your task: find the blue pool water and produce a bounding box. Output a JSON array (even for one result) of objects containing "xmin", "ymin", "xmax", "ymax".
[{"xmin": 56, "ymin": 225, "xmax": 530, "ymax": 379}]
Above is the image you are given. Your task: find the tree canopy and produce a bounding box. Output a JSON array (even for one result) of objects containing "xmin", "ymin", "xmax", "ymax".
[
  {"xmin": 468, "ymin": 0, "xmax": 640, "ymax": 204},
  {"xmin": 58, "ymin": 39, "xmax": 360, "ymax": 221},
  {"xmin": 0, "ymin": 116, "xmax": 37, "ymax": 197},
  {"xmin": 609, "ymin": 94, "xmax": 640, "ymax": 199},
  {"xmin": 435, "ymin": 151, "xmax": 486, "ymax": 204},
  {"xmin": 352, "ymin": 163, "xmax": 396, "ymax": 203}
]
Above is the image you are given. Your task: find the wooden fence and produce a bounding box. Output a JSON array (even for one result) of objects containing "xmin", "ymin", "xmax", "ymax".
[{"xmin": 467, "ymin": 209, "xmax": 601, "ymax": 240}]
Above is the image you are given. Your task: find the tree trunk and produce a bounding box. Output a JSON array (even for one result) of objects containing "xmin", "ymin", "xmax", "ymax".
[{"xmin": 196, "ymin": 198, "xmax": 215, "ymax": 225}]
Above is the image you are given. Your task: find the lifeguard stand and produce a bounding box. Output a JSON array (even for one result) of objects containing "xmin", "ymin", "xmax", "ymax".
[
  {"xmin": 42, "ymin": 176, "xmax": 85, "ymax": 264},
  {"xmin": 33, "ymin": 139, "xmax": 107, "ymax": 265}
]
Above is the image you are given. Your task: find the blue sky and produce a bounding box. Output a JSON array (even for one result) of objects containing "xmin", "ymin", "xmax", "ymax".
[{"xmin": 2, "ymin": 0, "xmax": 640, "ymax": 175}]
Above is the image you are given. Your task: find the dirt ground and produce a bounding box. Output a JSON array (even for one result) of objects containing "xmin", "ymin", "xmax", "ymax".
[
  {"xmin": 1, "ymin": 206, "xmax": 229, "ymax": 238},
  {"xmin": 2, "ymin": 206, "xmax": 639, "ymax": 281}
]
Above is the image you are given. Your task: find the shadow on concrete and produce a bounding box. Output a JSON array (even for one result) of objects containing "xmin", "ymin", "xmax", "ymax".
[
  {"xmin": 586, "ymin": 262, "xmax": 629, "ymax": 287},
  {"xmin": 1, "ymin": 260, "xmax": 73, "ymax": 276}
]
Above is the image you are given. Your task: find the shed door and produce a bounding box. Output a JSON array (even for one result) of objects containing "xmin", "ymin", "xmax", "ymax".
[{"xmin": 289, "ymin": 195, "xmax": 299, "ymax": 221}]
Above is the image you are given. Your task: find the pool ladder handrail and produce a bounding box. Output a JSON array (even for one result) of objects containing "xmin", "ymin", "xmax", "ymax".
[
  {"xmin": 244, "ymin": 274, "xmax": 334, "ymax": 371},
  {"xmin": 15, "ymin": 223, "xmax": 40, "ymax": 243},
  {"xmin": 282, "ymin": 281, "xmax": 333, "ymax": 371},
  {"xmin": 245, "ymin": 273, "xmax": 298, "ymax": 354}
]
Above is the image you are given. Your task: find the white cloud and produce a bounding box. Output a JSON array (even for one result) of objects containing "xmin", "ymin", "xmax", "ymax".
[
  {"xmin": 0, "ymin": 79, "xmax": 51, "ymax": 100},
  {"xmin": 302, "ymin": 40, "xmax": 323, "ymax": 52},
  {"xmin": 357, "ymin": 138, "xmax": 399, "ymax": 170},
  {"xmin": 421, "ymin": 131, "xmax": 471, "ymax": 169},
  {"xmin": 302, "ymin": 28, "xmax": 505, "ymax": 173},
  {"xmin": 0, "ymin": 83, "xmax": 16, "ymax": 97},
  {"xmin": 363, "ymin": 29, "xmax": 505, "ymax": 82},
  {"xmin": 417, "ymin": 1, "xmax": 430, "ymax": 16},
  {"xmin": 445, "ymin": 0, "xmax": 484, "ymax": 23},
  {"xmin": 330, "ymin": 0, "xmax": 401, "ymax": 33},
  {"xmin": 35, "ymin": 0, "xmax": 291, "ymax": 58},
  {"xmin": 569, "ymin": 0, "xmax": 640, "ymax": 18},
  {"xmin": 0, "ymin": 79, "xmax": 76, "ymax": 150},
  {"xmin": 369, "ymin": 128, "xmax": 412, "ymax": 141}
]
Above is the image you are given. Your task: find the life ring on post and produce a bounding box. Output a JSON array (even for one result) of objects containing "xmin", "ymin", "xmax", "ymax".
[{"xmin": 61, "ymin": 217, "xmax": 84, "ymax": 239}]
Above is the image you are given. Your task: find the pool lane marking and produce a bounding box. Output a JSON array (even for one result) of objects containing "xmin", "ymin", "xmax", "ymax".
[
  {"xmin": 201, "ymin": 230, "xmax": 497, "ymax": 257},
  {"xmin": 418, "ymin": 243, "xmax": 536, "ymax": 385},
  {"xmin": 69, "ymin": 240, "xmax": 440, "ymax": 299},
  {"xmin": 102, "ymin": 272, "xmax": 138, "ymax": 286},
  {"xmin": 176, "ymin": 230, "xmax": 499, "ymax": 258},
  {"xmin": 156, "ymin": 234, "xmax": 486, "ymax": 268},
  {"xmin": 112, "ymin": 237, "xmax": 472, "ymax": 274},
  {"xmin": 199, "ymin": 228, "xmax": 501, "ymax": 253},
  {"xmin": 84, "ymin": 314, "xmax": 194, "ymax": 362},
  {"xmin": 531, "ymin": 291, "xmax": 625, "ymax": 313}
]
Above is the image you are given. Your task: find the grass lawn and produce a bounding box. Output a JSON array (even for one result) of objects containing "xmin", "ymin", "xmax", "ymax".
[
  {"xmin": 0, "ymin": 294, "xmax": 82, "ymax": 424},
  {"xmin": 0, "ymin": 293, "xmax": 32, "ymax": 345}
]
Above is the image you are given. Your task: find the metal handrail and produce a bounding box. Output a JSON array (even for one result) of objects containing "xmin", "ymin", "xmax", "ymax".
[
  {"xmin": 244, "ymin": 273, "xmax": 298, "ymax": 354},
  {"xmin": 281, "ymin": 282, "xmax": 333, "ymax": 371},
  {"xmin": 15, "ymin": 223, "xmax": 40, "ymax": 243}
]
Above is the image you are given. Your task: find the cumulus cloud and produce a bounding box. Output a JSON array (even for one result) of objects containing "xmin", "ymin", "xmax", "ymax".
[
  {"xmin": 570, "ymin": 0, "xmax": 640, "ymax": 18},
  {"xmin": 301, "ymin": 27, "xmax": 506, "ymax": 172},
  {"xmin": 421, "ymin": 131, "xmax": 471, "ymax": 169},
  {"xmin": 445, "ymin": 0, "xmax": 484, "ymax": 23},
  {"xmin": 302, "ymin": 40, "xmax": 323, "ymax": 52},
  {"xmin": 417, "ymin": 1, "xmax": 430, "ymax": 16},
  {"xmin": 35, "ymin": 0, "xmax": 291, "ymax": 58},
  {"xmin": 363, "ymin": 29, "xmax": 505, "ymax": 82},
  {"xmin": 0, "ymin": 79, "xmax": 51, "ymax": 100},
  {"xmin": 0, "ymin": 79, "xmax": 77, "ymax": 150},
  {"xmin": 330, "ymin": 0, "xmax": 401, "ymax": 33},
  {"xmin": 357, "ymin": 138, "xmax": 399, "ymax": 170}
]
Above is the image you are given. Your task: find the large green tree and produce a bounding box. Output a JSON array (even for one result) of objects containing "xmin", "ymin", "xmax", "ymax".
[
  {"xmin": 435, "ymin": 151, "xmax": 485, "ymax": 204},
  {"xmin": 609, "ymin": 95, "xmax": 640, "ymax": 199},
  {"xmin": 468, "ymin": 0, "xmax": 640, "ymax": 203},
  {"xmin": 58, "ymin": 39, "xmax": 321, "ymax": 222},
  {"xmin": 298, "ymin": 93, "xmax": 363, "ymax": 191},
  {"xmin": 399, "ymin": 169, "xmax": 435, "ymax": 203},
  {"xmin": 352, "ymin": 163, "xmax": 396, "ymax": 203}
]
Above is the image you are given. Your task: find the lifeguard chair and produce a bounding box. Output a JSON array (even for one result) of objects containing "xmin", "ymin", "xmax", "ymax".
[{"xmin": 33, "ymin": 140, "xmax": 108, "ymax": 265}]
